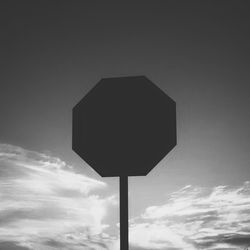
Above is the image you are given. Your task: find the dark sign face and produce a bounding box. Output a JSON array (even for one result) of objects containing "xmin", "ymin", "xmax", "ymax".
[{"xmin": 72, "ymin": 76, "xmax": 176, "ymax": 177}]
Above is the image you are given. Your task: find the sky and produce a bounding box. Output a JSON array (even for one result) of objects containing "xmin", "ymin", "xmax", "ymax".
[{"xmin": 0, "ymin": 1, "xmax": 250, "ymax": 249}]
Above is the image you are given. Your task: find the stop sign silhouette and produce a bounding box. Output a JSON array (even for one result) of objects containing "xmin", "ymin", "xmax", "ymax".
[{"xmin": 72, "ymin": 76, "xmax": 176, "ymax": 250}]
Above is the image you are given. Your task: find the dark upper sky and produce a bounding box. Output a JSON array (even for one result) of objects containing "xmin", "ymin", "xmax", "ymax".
[{"xmin": 1, "ymin": 1, "xmax": 250, "ymax": 215}]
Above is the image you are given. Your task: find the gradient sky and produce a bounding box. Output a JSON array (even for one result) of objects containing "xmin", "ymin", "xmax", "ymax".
[{"xmin": 1, "ymin": 1, "xmax": 250, "ymax": 249}]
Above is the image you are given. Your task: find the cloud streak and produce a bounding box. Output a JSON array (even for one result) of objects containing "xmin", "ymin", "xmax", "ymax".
[
  {"xmin": 0, "ymin": 144, "xmax": 118, "ymax": 250},
  {"xmin": 130, "ymin": 183, "xmax": 250, "ymax": 250}
]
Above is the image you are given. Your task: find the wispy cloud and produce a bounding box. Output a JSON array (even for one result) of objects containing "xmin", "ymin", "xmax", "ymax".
[
  {"xmin": 130, "ymin": 183, "xmax": 250, "ymax": 250},
  {"xmin": 0, "ymin": 144, "xmax": 118, "ymax": 250},
  {"xmin": 2, "ymin": 144, "xmax": 250, "ymax": 250}
]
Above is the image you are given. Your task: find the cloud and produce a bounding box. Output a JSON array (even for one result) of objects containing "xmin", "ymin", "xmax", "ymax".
[
  {"xmin": 2, "ymin": 143, "xmax": 250, "ymax": 250},
  {"xmin": 0, "ymin": 144, "xmax": 118, "ymax": 250},
  {"xmin": 130, "ymin": 183, "xmax": 250, "ymax": 250}
]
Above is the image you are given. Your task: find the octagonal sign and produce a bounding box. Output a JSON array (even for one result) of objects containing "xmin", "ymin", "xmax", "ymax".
[{"xmin": 72, "ymin": 76, "xmax": 176, "ymax": 177}]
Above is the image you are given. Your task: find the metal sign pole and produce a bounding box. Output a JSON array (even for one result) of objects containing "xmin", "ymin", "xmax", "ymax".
[{"xmin": 120, "ymin": 176, "xmax": 128, "ymax": 250}]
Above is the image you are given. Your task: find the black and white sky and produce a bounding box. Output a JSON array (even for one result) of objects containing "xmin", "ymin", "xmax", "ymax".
[{"xmin": 1, "ymin": 1, "xmax": 250, "ymax": 249}]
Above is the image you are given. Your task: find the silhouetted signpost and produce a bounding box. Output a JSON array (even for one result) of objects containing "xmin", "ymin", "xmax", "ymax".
[{"xmin": 72, "ymin": 76, "xmax": 176, "ymax": 250}]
